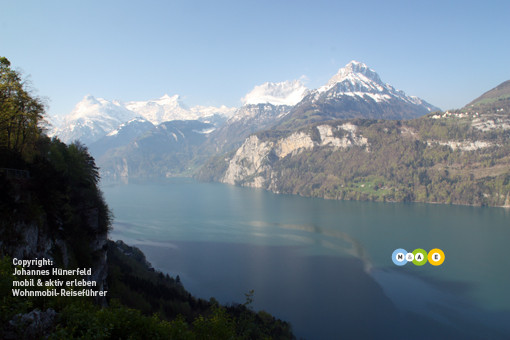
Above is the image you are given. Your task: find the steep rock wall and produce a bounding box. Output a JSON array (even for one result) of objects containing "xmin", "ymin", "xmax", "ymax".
[{"xmin": 221, "ymin": 123, "xmax": 369, "ymax": 188}]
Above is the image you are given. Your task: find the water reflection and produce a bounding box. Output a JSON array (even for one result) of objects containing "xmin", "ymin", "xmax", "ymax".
[{"xmin": 246, "ymin": 220, "xmax": 373, "ymax": 272}]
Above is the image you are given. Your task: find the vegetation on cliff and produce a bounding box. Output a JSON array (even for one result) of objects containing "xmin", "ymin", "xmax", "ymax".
[
  {"xmin": 0, "ymin": 56, "xmax": 111, "ymax": 266},
  {"xmin": 0, "ymin": 243, "xmax": 294, "ymax": 339},
  {"xmin": 198, "ymin": 107, "xmax": 510, "ymax": 207},
  {"xmin": 106, "ymin": 240, "xmax": 294, "ymax": 339},
  {"xmin": 1, "ymin": 57, "xmax": 294, "ymax": 339}
]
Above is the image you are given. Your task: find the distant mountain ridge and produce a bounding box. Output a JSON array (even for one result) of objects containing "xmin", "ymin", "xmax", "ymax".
[
  {"xmin": 51, "ymin": 61, "xmax": 438, "ymax": 146},
  {"xmin": 201, "ymin": 60, "xmax": 440, "ymax": 157},
  {"xmin": 277, "ymin": 61, "xmax": 439, "ymax": 129},
  {"xmin": 88, "ymin": 117, "xmax": 155, "ymax": 159},
  {"xmin": 51, "ymin": 94, "xmax": 236, "ymax": 145},
  {"xmin": 124, "ymin": 94, "xmax": 236, "ymax": 125},
  {"xmin": 50, "ymin": 61, "xmax": 442, "ymax": 180},
  {"xmin": 98, "ymin": 120, "xmax": 215, "ymax": 179}
]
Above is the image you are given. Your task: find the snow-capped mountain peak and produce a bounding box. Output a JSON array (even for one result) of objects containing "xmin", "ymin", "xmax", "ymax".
[
  {"xmin": 51, "ymin": 95, "xmax": 138, "ymax": 145},
  {"xmin": 123, "ymin": 94, "xmax": 190, "ymax": 125},
  {"xmin": 242, "ymin": 80, "xmax": 309, "ymax": 106},
  {"xmin": 312, "ymin": 61, "xmax": 438, "ymax": 111},
  {"xmin": 339, "ymin": 60, "xmax": 381, "ymax": 82},
  {"xmin": 318, "ymin": 60, "xmax": 384, "ymax": 94},
  {"xmin": 68, "ymin": 94, "xmax": 134, "ymax": 120},
  {"xmin": 155, "ymin": 94, "xmax": 186, "ymax": 107}
]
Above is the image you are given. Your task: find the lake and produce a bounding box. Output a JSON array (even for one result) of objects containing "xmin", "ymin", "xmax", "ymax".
[{"xmin": 102, "ymin": 178, "xmax": 510, "ymax": 339}]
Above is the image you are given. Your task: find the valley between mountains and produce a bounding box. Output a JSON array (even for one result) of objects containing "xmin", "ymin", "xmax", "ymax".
[{"xmin": 51, "ymin": 61, "xmax": 510, "ymax": 207}]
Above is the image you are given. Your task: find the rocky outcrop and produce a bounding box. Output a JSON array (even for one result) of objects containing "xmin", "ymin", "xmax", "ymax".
[
  {"xmin": 275, "ymin": 132, "xmax": 314, "ymax": 158},
  {"xmin": 222, "ymin": 135, "xmax": 274, "ymax": 186},
  {"xmin": 317, "ymin": 123, "xmax": 368, "ymax": 149},
  {"xmin": 221, "ymin": 122, "xmax": 369, "ymax": 188},
  {"xmin": 426, "ymin": 140, "xmax": 496, "ymax": 151},
  {"xmin": 2, "ymin": 221, "xmax": 109, "ymax": 302},
  {"xmin": 1, "ymin": 223, "xmax": 53, "ymax": 261},
  {"xmin": 88, "ymin": 235, "xmax": 109, "ymax": 300},
  {"xmin": 5, "ymin": 308, "xmax": 57, "ymax": 340},
  {"xmin": 0, "ymin": 193, "xmax": 109, "ymax": 303}
]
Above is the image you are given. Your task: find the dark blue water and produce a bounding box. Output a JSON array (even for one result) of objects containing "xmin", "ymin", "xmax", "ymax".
[{"xmin": 102, "ymin": 178, "xmax": 510, "ymax": 339}]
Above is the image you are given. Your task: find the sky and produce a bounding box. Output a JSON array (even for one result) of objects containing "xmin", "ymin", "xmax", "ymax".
[{"xmin": 2, "ymin": 0, "xmax": 509, "ymax": 118}]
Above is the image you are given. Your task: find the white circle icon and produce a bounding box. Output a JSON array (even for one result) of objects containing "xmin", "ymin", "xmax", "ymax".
[
  {"xmin": 396, "ymin": 252, "xmax": 406, "ymax": 262},
  {"xmin": 406, "ymin": 253, "xmax": 414, "ymax": 261},
  {"xmin": 431, "ymin": 252, "xmax": 441, "ymax": 262}
]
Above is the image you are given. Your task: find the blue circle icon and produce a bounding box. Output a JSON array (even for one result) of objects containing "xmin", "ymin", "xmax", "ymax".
[{"xmin": 392, "ymin": 248, "xmax": 408, "ymax": 266}]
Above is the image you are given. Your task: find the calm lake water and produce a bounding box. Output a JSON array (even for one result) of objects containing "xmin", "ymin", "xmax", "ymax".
[{"xmin": 102, "ymin": 178, "xmax": 510, "ymax": 339}]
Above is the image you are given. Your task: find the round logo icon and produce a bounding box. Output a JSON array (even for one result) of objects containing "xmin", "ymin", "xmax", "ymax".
[
  {"xmin": 428, "ymin": 248, "xmax": 445, "ymax": 266},
  {"xmin": 412, "ymin": 249, "xmax": 428, "ymax": 266},
  {"xmin": 392, "ymin": 248, "xmax": 408, "ymax": 266}
]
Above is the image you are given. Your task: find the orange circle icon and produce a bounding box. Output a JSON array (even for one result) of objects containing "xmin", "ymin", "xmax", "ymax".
[{"xmin": 428, "ymin": 248, "xmax": 445, "ymax": 266}]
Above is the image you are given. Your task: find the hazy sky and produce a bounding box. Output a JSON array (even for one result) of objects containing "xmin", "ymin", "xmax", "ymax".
[{"xmin": 2, "ymin": 0, "xmax": 509, "ymax": 117}]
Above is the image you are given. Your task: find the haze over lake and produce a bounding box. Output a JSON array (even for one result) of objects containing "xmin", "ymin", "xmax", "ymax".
[{"xmin": 102, "ymin": 178, "xmax": 510, "ymax": 339}]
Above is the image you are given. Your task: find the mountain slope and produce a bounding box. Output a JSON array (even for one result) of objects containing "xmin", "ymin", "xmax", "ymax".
[
  {"xmin": 88, "ymin": 117, "xmax": 155, "ymax": 159},
  {"xmin": 198, "ymin": 82, "xmax": 510, "ymax": 207},
  {"xmin": 277, "ymin": 61, "xmax": 439, "ymax": 129},
  {"xmin": 463, "ymin": 80, "xmax": 510, "ymax": 121},
  {"xmin": 466, "ymin": 80, "xmax": 510, "ymax": 107},
  {"xmin": 206, "ymin": 103, "xmax": 294, "ymax": 154},
  {"xmin": 200, "ymin": 80, "xmax": 310, "ymax": 158},
  {"xmin": 98, "ymin": 120, "xmax": 215, "ymax": 179}
]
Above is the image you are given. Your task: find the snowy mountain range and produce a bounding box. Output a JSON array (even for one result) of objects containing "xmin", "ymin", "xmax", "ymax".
[
  {"xmin": 124, "ymin": 94, "xmax": 236, "ymax": 125},
  {"xmin": 51, "ymin": 95, "xmax": 138, "ymax": 145},
  {"xmin": 50, "ymin": 94, "xmax": 236, "ymax": 145},
  {"xmin": 50, "ymin": 60, "xmax": 441, "ymax": 179},
  {"xmin": 52, "ymin": 60, "xmax": 437, "ymax": 146}
]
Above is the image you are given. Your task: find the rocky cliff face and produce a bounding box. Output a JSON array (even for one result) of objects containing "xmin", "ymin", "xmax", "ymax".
[
  {"xmin": 1, "ymin": 211, "xmax": 109, "ymax": 295},
  {"xmin": 85, "ymin": 208, "xmax": 109, "ymax": 295},
  {"xmin": 221, "ymin": 122, "xmax": 369, "ymax": 189},
  {"xmin": 0, "ymin": 170, "xmax": 109, "ymax": 298},
  {"xmin": 1, "ymin": 222, "xmax": 54, "ymax": 261}
]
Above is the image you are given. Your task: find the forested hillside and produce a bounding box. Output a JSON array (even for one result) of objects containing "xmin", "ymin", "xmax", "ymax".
[{"xmin": 1, "ymin": 56, "xmax": 111, "ymax": 265}]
